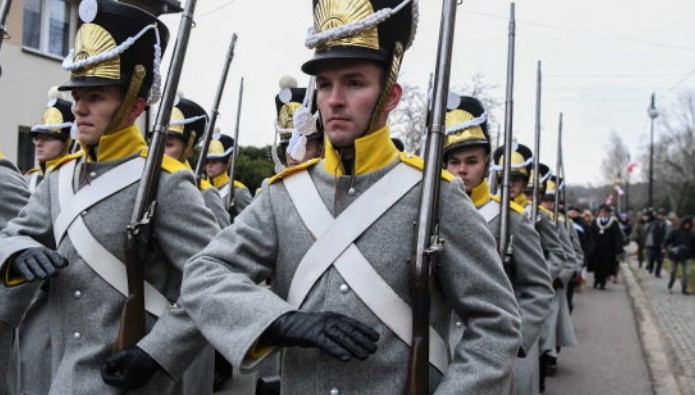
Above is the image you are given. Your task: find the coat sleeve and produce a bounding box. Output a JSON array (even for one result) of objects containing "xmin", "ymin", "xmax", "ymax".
[
  {"xmin": 556, "ymin": 223, "xmax": 578, "ymax": 284},
  {"xmin": 536, "ymin": 212, "xmax": 566, "ymax": 281},
  {"xmin": 568, "ymin": 224, "xmax": 585, "ymax": 269},
  {"xmin": 136, "ymin": 171, "xmax": 223, "ymax": 380},
  {"xmin": 510, "ymin": 213, "xmax": 554, "ymax": 355},
  {"xmin": 434, "ymin": 180, "xmax": 521, "ymax": 395},
  {"xmin": 181, "ymin": 181, "xmax": 294, "ymax": 371},
  {"xmin": 0, "ymin": 159, "xmax": 30, "ymax": 230},
  {"xmin": 202, "ymin": 187, "xmax": 231, "ymax": 229},
  {"xmin": 233, "ymin": 186, "xmax": 253, "ymax": 213}
]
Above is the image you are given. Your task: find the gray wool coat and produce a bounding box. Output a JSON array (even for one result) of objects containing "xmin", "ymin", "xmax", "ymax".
[
  {"xmin": 181, "ymin": 156, "xmax": 522, "ymax": 395},
  {"xmin": 449, "ymin": 199, "xmax": 553, "ymax": 395},
  {"xmin": 0, "ymin": 158, "xmax": 31, "ymax": 393},
  {"xmin": 0, "ymin": 153, "xmax": 221, "ymax": 395}
]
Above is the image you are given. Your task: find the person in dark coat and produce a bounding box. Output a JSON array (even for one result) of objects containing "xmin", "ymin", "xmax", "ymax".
[
  {"xmin": 662, "ymin": 215, "xmax": 695, "ymax": 294},
  {"xmin": 589, "ymin": 204, "xmax": 624, "ymax": 289}
]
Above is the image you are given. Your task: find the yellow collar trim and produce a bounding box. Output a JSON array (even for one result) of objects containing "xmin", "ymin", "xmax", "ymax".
[
  {"xmin": 212, "ymin": 173, "xmax": 230, "ymax": 188},
  {"xmin": 81, "ymin": 124, "xmax": 147, "ymax": 162},
  {"xmin": 323, "ymin": 126, "xmax": 399, "ymax": 176},
  {"xmin": 470, "ymin": 180, "xmax": 492, "ymax": 207},
  {"xmin": 42, "ymin": 155, "xmax": 67, "ymax": 173},
  {"xmin": 513, "ymin": 194, "xmax": 528, "ymax": 207},
  {"xmin": 0, "ymin": 152, "xmax": 4, "ymax": 159}
]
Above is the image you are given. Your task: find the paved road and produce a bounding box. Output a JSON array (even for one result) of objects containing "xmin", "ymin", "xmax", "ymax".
[{"xmin": 544, "ymin": 272, "xmax": 654, "ymax": 395}]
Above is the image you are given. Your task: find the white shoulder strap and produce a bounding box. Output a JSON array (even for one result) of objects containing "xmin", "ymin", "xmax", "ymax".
[
  {"xmin": 284, "ymin": 164, "xmax": 449, "ymax": 374},
  {"xmin": 55, "ymin": 157, "xmax": 171, "ymax": 317},
  {"xmin": 218, "ymin": 183, "xmax": 230, "ymax": 199},
  {"xmin": 54, "ymin": 158, "xmax": 145, "ymax": 244},
  {"xmin": 477, "ymin": 199, "xmax": 500, "ymax": 224},
  {"xmin": 28, "ymin": 172, "xmax": 39, "ymax": 193}
]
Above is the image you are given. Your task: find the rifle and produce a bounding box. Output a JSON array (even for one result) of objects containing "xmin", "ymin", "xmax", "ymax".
[
  {"xmin": 554, "ymin": 112, "xmax": 563, "ymax": 229},
  {"xmin": 117, "ymin": 0, "xmax": 198, "ymax": 352},
  {"xmin": 195, "ymin": 33, "xmax": 238, "ymax": 188},
  {"xmin": 407, "ymin": 0, "xmax": 458, "ymax": 393},
  {"xmin": 498, "ymin": 3, "xmax": 516, "ymax": 282},
  {"xmin": 0, "ymin": 0, "xmax": 13, "ymax": 78},
  {"xmin": 225, "ymin": 77, "xmax": 243, "ymax": 217},
  {"xmin": 531, "ymin": 60, "xmax": 542, "ymax": 228}
]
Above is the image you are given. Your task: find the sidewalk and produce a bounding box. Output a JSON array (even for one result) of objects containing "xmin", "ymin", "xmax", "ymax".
[{"xmin": 628, "ymin": 258, "xmax": 695, "ymax": 395}]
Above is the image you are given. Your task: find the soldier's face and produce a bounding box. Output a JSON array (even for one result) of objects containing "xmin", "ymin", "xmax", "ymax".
[
  {"xmin": 71, "ymin": 86, "xmax": 123, "ymax": 145},
  {"xmin": 206, "ymin": 159, "xmax": 227, "ymax": 178},
  {"xmin": 164, "ymin": 136, "xmax": 186, "ymax": 161},
  {"xmin": 541, "ymin": 197, "xmax": 555, "ymax": 210},
  {"xmin": 316, "ymin": 60, "xmax": 401, "ymax": 148},
  {"xmin": 445, "ymin": 146, "xmax": 488, "ymax": 194},
  {"xmin": 33, "ymin": 135, "xmax": 66, "ymax": 162},
  {"xmin": 509, "ymin": 175, "xmax": 526, "ymax": 199}
]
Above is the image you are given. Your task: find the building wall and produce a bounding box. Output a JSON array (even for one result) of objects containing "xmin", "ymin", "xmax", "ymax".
[{"xmin": 0, "ymin": 0, "xmax": 76, "ymax": 170}]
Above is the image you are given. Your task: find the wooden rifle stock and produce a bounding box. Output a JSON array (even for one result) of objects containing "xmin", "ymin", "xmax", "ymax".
[
  {"xmin": 195, "ymin": 33, "xmax": 238, "ymax": 187},
  {"xmin": 116, "ymin": 0, "xmax": 198, "ymax": 352},
  {"xmin": 407, "ymin": 0, "xmax": 458, "ymax": 393}
]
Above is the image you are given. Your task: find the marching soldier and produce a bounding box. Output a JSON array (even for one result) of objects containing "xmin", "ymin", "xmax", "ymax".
[
  {"xmin": 7, "ymin": 93, "xmax": 76, "ymax": 395},
  {"xmin": 522, "ymin": 163, "xmax": 577, "ymax": 383},
  {"xmin": 273, "ymin": 76, "xmax": 324, "ymax": 171},
  {"xmin": 24, "ymin": 93, "xmax": 75, "ymax": 192},
  {"xmin": 0, "ymin": 1, "xmax": 220, "ymax": 393},
  {"xmin": 204, "ymin": 134, "xmax": 253, "ymax": 212},
  {"xmin": 443, "ymin": 95, "xmax": 553, "ymax": 395},
  {"xmin": 161, "ymin": 96, "xmax": 231, "ymax": 229},
  {"xmin": 542, "ymin": 176, "xmax": 585, "ymax": 312},
  {"xmin": 181, "ymin": 1, "xmax": 521, "ymax": 394},
  {"xmin": 0, "ymin": 154, "xmax": 31, "ymax": 392}
]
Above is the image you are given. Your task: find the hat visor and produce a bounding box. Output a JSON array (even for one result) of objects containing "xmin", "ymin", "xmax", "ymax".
[
  {"xmin": 443, "ymin": 139, "xmax": 490, "ymax": 157},
  {"xmin": 302, "ymin": 46, "xmax": 388, "ymax": 75},
  {"xmin": 30, "ymin": 129, "xmax": 70, "ymax": 140},
  {"xmin": 58, "ymin": 77, "xmax": 127, "ymax": 91}
]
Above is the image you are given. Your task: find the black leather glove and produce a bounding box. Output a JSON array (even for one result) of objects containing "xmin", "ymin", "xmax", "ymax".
[
  {"xmin": 11, "ymin": 247, "xmax": 68, "ymax": 282},
  {"xmin": 259, "ymin": 311, "xmax": 380, "ymax": 362},
  {"xmin": 101, "ymin": 346, "xmax": 161, "ymax": 390},
  {"xmin": 553, "ymin": 278, "xmax": 564, "ymax": 290}
]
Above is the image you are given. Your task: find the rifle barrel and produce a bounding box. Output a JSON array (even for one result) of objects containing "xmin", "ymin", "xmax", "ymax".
[
  {"xmin": 195, "ymin": 33, "xmax": 238, "ymax": 187},
  {"xmin": 498, "ymin": 3, "xmax": 516, "ymax": 260},
  {"xmin": 554, "ymin": 112, "xmax": 563, "ymax": 228},
  {"xmin": 225, "ymin": 77, "xmax": 244, "ymax": 213},
  {"xmin": 531, "ymin": 60, "xmax": 542, "ymax": 226},
  {"xmin": 407, "ymin": 0, "xmax": 458, "ymax": 393}
]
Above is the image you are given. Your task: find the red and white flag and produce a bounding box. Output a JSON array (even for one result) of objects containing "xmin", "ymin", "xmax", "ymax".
[
  {"xmin": 627, "ymin": 162, "xmax": 638, "ymax": 173},
  {"xmin": 614, "ymin": 185, "xmax": 625, "ymax": 196}
]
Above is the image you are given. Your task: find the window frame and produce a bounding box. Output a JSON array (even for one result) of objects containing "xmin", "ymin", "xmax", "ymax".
[{"xmin": 22, "ymin": 0, "xmax": 77, "ymax": 59}]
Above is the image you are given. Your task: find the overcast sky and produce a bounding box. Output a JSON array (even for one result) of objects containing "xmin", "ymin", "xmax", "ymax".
[{"xmin": 159, "ymin": 0, "xmax": 695, "ymax": 186}]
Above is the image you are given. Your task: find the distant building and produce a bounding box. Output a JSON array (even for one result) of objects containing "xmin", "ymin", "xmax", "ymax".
[{"xmin": 0, "ymin": 0, "xmax": 180, "ymax": 172}]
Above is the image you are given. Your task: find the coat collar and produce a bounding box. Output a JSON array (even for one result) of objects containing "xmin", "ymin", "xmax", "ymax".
[
  {"xmin": 322, "ymin": 126, "xmax": 399, "ymax": 177},
  {"xmin": 470, "ymin": 179, "xmax": 492, "ymax": 208},
  {"xmin": 211, "ymin": 173, "xmax": 230, "ymax": 188},
  {"xmin": 80, "ymin": 124, "xmax": 147, "ymax": 162}
]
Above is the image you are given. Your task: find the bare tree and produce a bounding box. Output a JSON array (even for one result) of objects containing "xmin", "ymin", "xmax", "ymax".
[
  {"xmin": 600, "ymin": 131, "xmax": 630, "ymax": 184},
  {"xmin": 641, "ymin": 89, "xmax": 695, "ymax": 214},
  {"xmin": 388, "ymin": 83, "xmax": 427, "ymax": 153}
]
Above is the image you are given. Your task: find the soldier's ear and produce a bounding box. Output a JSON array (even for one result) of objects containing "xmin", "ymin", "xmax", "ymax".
[
  {"xmin": 127, "ymin": 97, "xmax": 147, "ymax": 124},
  {"xmin": 383, "ymin": 82, "xmax": 403, "ymax": 113}
]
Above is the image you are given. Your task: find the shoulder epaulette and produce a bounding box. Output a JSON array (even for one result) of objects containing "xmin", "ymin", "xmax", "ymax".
[
  {"xmin": 51, "ymin": 152, "xmax": 84, "ymax": 170},
  {"xmin": 398, "ymin": 152, "xmax": 454, "ymax": 182},
  {"xmin": 25, "ymin": 168, "xmax": 40, "ymax": 175},
  {"xmin": 491, "ymin": 195, "xmax": 525, "ymax": 215},
  {"xmin": 268, "ymin": 158, "xmax": 321, "ymax": 185},
  {"xmin": 234, "ymin": 180, "xmax": 247, "ymax": 189}
]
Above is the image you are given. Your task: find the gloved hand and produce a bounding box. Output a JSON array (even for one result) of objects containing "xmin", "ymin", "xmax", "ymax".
[
  {"xmin": 259, "ymin": 311, "xmax": 379, "ymax": 362},
  {"xmin": 11, "ymin": 247, "xmax": 68, "ymax": 282},
  {"xmin": 553, "ymin": 277, "xmax": 565, "ymax": 290},
  {"xmin": 101, "ymin": 346, "xmax": 161, "ymax": 390}
]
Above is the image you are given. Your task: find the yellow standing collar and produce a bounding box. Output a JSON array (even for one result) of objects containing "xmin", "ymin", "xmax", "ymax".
[
  {"xmin": 80, "ymin": 124, "xmax": 147, "ymax": 162},
  {"xmin": 323, "ymin": 126, "xmax": 399, "ymax": 176},
  {"xmin": 470, "ymin": 179, "xmax": 493, "ymax": 208}
]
